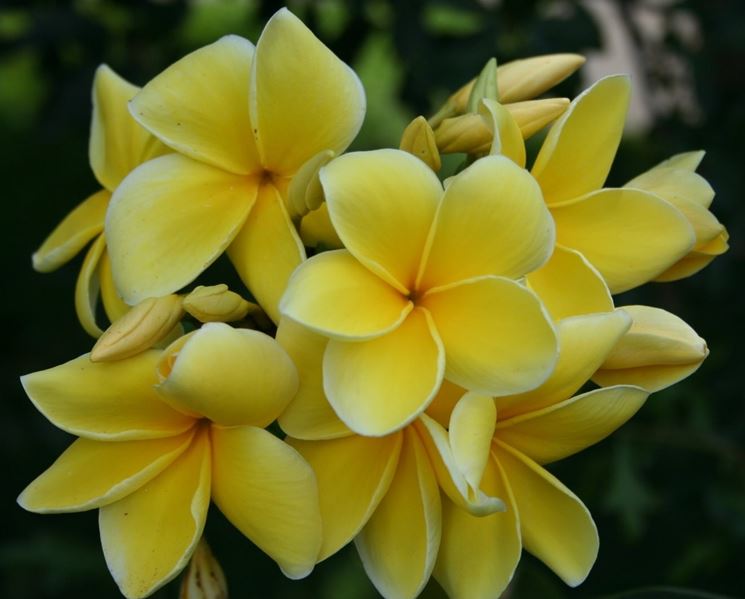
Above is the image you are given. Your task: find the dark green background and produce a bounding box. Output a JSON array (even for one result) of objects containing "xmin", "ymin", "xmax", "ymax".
[{"xmin": 1, "ymin": 1, "xmax": 743, "ymax": 597}]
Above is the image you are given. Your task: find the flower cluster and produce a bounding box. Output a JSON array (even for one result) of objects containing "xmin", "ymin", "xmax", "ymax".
[{"xmin": 21, "ymin": 8, "xmax": 724, "ymax": 599}]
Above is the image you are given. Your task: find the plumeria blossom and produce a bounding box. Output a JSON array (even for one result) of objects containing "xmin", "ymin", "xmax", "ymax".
[
  {"xmin": 105, "ymin": 8, "xmax": 365, "ymax": 322},
  {"xmin": 18, "ymin": 323, "xmax": 321, "ymax": 598},
  {"xmin": 281, "ymin": 149, "xmax": 559, "ymax": 436},
  {"xmin": 32, "ymin": 65, "xmax": 168, "ymax": 336}
]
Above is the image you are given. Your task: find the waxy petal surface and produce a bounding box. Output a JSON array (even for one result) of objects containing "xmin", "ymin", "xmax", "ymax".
[
  {"xmin": 211, "ymin": 425, "xmax": 322, "ymax": 580},
  {"xmin": 251, "ymin": 9, "xmax": 365, "ymax": 175},
  {"xmin": 449, "ymin": 393, "xmax": 497, "ymax": 490},
  {"xmin": 99, "ymin": 250, "xmax": 130, "ymax": 323},
  {"xmin": 421, "ymin": 276, "xmax": 557, "ymax": 396},
  {"xmin": 130, "ymin": 35, "xmax": 259, "ymax": 175},
  {"xmin": 75, "ymin": 233, "xmax": 107, "ymax": 338},
  {"xmin": 106, "ymin": 154, "xmax": 257, "ymax": 304}
]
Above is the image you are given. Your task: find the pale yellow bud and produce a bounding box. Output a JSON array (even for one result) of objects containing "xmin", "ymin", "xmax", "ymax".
[
  {"xmin": 497, "ymin": 53, "xmax": 585, "ymax": 103},
  {"xmin": 434, "ymin": 113, "xmax": 491, "ymax": 154},
  {"xmin": 505, "ymin": 98, "xmax": 570, "ymax": 138},
  {"xmin": 179, "ymin": 539, "xmax": 228, "ymax": 599},
  {"xmin": 287, "ymin": 149, "xmax": 335, "ymax": 219},
  {"xmin": 182, "ymin": 284, "xmax": 257, "ymax": 323},
  {"xmin": 91, "ymin": 294, "xmax": 184, "ymax": 362},
  {"xmin": 399, "ymin": 116, "xmax": 441, "ymax": 171},
  {"xmin": 593, "ymin": 305, "xmax": 708, "ymax": 392}
]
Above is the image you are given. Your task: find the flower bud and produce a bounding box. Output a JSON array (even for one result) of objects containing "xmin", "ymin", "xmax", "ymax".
[
  {"xmin": 183, "ymin": 284, "xmax": 256, "ymax": 323},
  {"xmin": 434, "ymin": 113, "xmax": 491, "ymax": 154},
  {"xmin": 179, "ymin": 539, "xmax": 228, "ymax": 599},
  {"xmin": 399, "ymin": 115, "xmax": 441, "ymax": 171},
  {"xmin": 465, "ymin": 58, "xmax": 498, "ymax": 113},
  {"xmin": 90, "ymin": 294, "xmax": 184, "ymax": 362},
  {"xmin": 506, "ymin": 98, "xmax": 570, "ymax": 138},
  {"xmin": 592, "ymin": 305, "xmax": 708, "ymax": 392},
  {"xmin": 287, "ymin": 149, "xmax": 335, "ymax": 219}
]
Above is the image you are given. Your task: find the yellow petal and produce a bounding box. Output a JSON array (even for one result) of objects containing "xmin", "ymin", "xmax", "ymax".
[
  {"xmin": 210, "ymin": 425, "xmax": 322, "ymax": 579},
  {"xmin": 75, "ymin": 233, "xmax": 107, "ymax": 338},
  {"xmin": 434, "ymin": 458, "xmax": 520, "ymax": 599},
  {"xmin": 276, "ymin": 318, "xmax": 350, "ymax": 440},
  {"xmin": 449, "ymin": 392, "xmax": 496, "ymax": 490},
  {"xmin": 526, "ymin": 244, "xmax": 613, "ymax": 321},
  {"xmin": 498, "ymin": 53, "xmax": 586, "ymax": 103},
  {"xmin": 18, "ymin": 430, "xmax": 194, "ymax": 513},
  {"xmin": 418, "ymin": 155, "xmax": 553, "ymax": 289},
  {"xmin": 421, "ymin": 276, "xmax": 557, "ymax": 396},
  {"xmin": 552, "ymin": 187, "xmax": 695, "ymax": 293},
  {"xmin": 479, "ymin": 99, "xmax": 526, "ymax": 167},
  {"xmin": 21, "ymin": 351, "xmax": 194, "ymax": 440},
  {"xmin": 355, "ymin": 428, "xmax": 441, "ymax": 599},
  {"xmin": 99, "ymin": 250, "xmax": 130, "ymax": 323},
  {"xmin": 32, "ymin": 189, "xmax": 110, "ymax": 273},
  {"xmin": 495, "ymin": 441, "xmax": 598, "ymax": 586},
  {"xmin": 130, "ymin": 35, "xmax": 259, "ymax": 175},
  {"xmin": 425, "ymin": 378, "xmax": 467, "ymax": 428},
  {"xmin": 287, "ymin": 149, "xmax": 335, "ymax": 219},
  {"xmin": 654, "ymin": 229, "xmax": 729, "ymax": 281},
  {"xmin": 532, "ymin": 75, "xmax": 630, "ymax": 205},
  {"xmin": 157, "ymin": 323, "xmax": 298, "ymax": 427},
  {"xmin": 626, "ymin": 154, "xmax": 713, "ymax": 208},
  {"xmin": 100, "ymin": 428, "xmax": 211, "ymax": 599},
  {"xmin": 299, "ymin": 202, "xmax": 344, "ymax": 250},
  {"xmin": 106, "ymin": 154, "xmax": 257, "ymax": 305},
  {"xmin": 90, "ymin": 65, "xmax": 169, "ymax": 191},
  {"xmin": 228, "ymin": 182, "xmax": 306, "ymax": 324},
  {"xmin": 280, "ymin": 249, "xmax": 412, "ymax": 341},
  {"xmin": 324, "ymin": 308, "xmax": 445, "ymax": 436},
  {"xmin": 496, "ymin": 385, "xmax": 648, "ymax": 464},
  {"xmin": 593, "ymin": 305, "xmax": 708, "ymax": 392},
  {"xmin": 496, "ymin": 310, "xmax": 631, "ymax": 418},
  {"xmin": 289, "ymin": 432, "xmax": 403, "ymax": 561},
  {"xmin": 320, "ymin": 149, "xmax": 442, "ymax": 293},
  {"xmin": 251, "ymin": 8, "xmax": 365, "ymax": 175}
]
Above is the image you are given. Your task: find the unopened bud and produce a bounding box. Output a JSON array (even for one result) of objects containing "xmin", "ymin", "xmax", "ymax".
[
  {"xmin": 506, "ymin": 98, "xmax": 570, "ymax": 138},
  {"xmin": 466, "ymin": 58, "xmax": 498, "ymax": 113},
  {"xmin": 399, "ymin": 116, "xmax": 441, "ymax": 171},
  {"xmin": 498, "ymin": 53, "xmax": 585, "ymax": 103},
  {"xmin": 183, "ymin": 284, "xmax": 257, "ymax": 323},
  {"xmin": 434, "ymin": 113, "xmax": 491, "ymax": 154},
  {"xmin": 593, "ymin": 305, "xmax": 708, "ymax": 392},
  {"xmin": 180, "ymin": 539, "xmax": 228, "ymax": 599},
  {"xmin": 91, "ymin": 294, "xmax": 184, "ymax": 362},
  {"xmin": 287, "ymin": 149, "xmax": 335, "ymax": 219}
]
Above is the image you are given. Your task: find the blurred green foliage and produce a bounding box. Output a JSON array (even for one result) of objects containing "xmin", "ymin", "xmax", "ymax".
[{"xmin": 1, "ymin": 1, "xmax": 743, "ymax": 598}]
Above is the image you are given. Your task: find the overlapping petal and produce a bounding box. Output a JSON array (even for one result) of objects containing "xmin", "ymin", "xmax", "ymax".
[
  {"xmin": 106, "ymin": 154, "xmax": 257, "ymax": 304},
  {"xmin": 130, "ymin": 35, "xmax": 259, "ymax": 175},
  {"xmin": 156, "ymin": 323, "xmax": 298, "ymax": 427},
  {"xmin": 418, "ymin": 155, "xmax": 553, "ymax": 289},
  {"xmin": 323, "ymin": 308, "xmax": 444, "ymax": 436},
  {"xmin": 288, "ymin": 432, "xmax": 402, "ymax": 560},
  {"xmin": 251, "ymin": 8, "xmax": 365, "ymax": 175},
  {"xmin": 421, "ymin": 276, "xmax": 557, "ymax": 396},
  {"xmin": 75, "ymin": 233, "xmax": 107, "ymax": 338},
  {"xmin": 321, "ymin": 149, "xmax": 442, "ymax": 293},
  {"xmin": 99, "ymin": 428, "xmax": 211, "ymax": 599},
  {"xmin": 21, "ymin": 351, "xmax": 194, "ymax": 440},
  {"xmin": 210, "ymin": 425, "xmax": 322, "ymax": 579},
  {"xmin": 449, "ymin": 392, "xmax": 497, "ymax": 489},
  {"xmin": 655, "ymin": 230, "xmax": 729, "ymax": 282},
  {"xmin": 98, "ymin": 250, "xmax": 130, "ymax": 323}
]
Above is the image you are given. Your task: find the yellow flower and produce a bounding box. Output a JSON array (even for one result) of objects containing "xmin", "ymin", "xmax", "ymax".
[
  {"xmin": 105, "ymin": 9, "xmax": 365, "ymax": 322},
  {"xmin": 280, "ymin": 149, "xmax": 558, "ymax": 436},
  {"xmin": 423, "ymin": 310, "xmax": 650, "ymax": 598},
  {"xmin": 18, "ymin": 323, "xmax": 321, "ymax": 599},
  {"xmin": 31, "ymin": 65, "xmax": 169, "ymax": 336}
]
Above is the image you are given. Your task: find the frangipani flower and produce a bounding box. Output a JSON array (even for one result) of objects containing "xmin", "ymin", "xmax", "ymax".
[
  {"xmin": 422, "ymin": 309, "xmax": 650, "ymax": 598},
  {"xmin": 281, "ymin": 149, "xmax": 558, "ymax": 436},
  {"xmin": 32, "ymin": 65, "xmax": 169, "ymax": 336},
  {"xmin": 18, "ymin": 323, "xmax": 321, "ymax": 598},
  {"xmin": 105, "ymin": 9, "xmax": 365, "ymax": 322}
]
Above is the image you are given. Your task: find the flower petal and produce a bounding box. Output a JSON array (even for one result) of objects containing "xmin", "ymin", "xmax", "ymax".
[
  {"xmin": 654, "ymin": 230, "xmax": 729, "ymax": 282},
  {"xmin": 228, "ymin": 182, "xmax": 306, "ymax": 324},
  {"xmin": 434, "ymin": 458, "xmax": 520, "ymax": 599},
  {"xmin": 494, "ymin": 441, "xmax": 598, "ymax": 586},
  {"xmin": 320, "ymin": 149, "xmax": 443, "ymax": 293},
  {"xmin": 251, "ymin": 8, "xmax": 365, "ymax": 175},
  {"xmin": 355, "ymin": 428, "xmax": 441, "ymax": 599},
  {"xmin": 211, "ymin": 425, "xmax": 322, "ymax": 579},
  {"xmin": 532, "ymin": 75, "xmax": 630, "ymax": 205},
  {"xmin": 495, "ymin": 310, "xmax": 631, "ymax": 418},
  {"xmin": 157, "ymin": 323, "xmax": 297, "ymax": 427},
  {"xmin": 98, "ymin": 249, "xmax": 130, "ymax": 323},
  {"xmin": 21, "ymin": 351, "xmax": 194, "ymax": 440},
  {"xmin": 421, "ymin": 276, "xmax": 557, "ymax": 396},
  {"xmin": 526, "ymin": 244, "xmax": 613, "ymax": 321},
  {"xmin": 99, "ymin": 427, "xmax": 211, "ymax": 599},
  {"xmin": 449, "ymin": 392, "xmax": 497, "ymax": 490},
  {"xmin": 276, "ymin": 318, "xmax": 350, "ymax": 440},
  {"xmin": 106, "ymin": 154, "xmax": 257, "ymax": 304},
  {"xmin": 418, "ymin": 155, "xmax": 553, "ymax": 290},
  {"xmin": 130, "ymin": 35, "xmax": 259, "ymax": 175},
  {"xmin": 75, "ymin": 233, "xmax": 107, "ymax": 338},
  {"xmin": 323, "ymin": 308, "xmax": 445, "ymax": 436},
  {"xmin": 496, "ymin": 385, "xmax": 648, "ymax": 465},
  {"xmin": 18, "ymin": 430, "xmax": 194, "ymax": 513},
  {"xmin": 32, "ymin": 189, "xmax": 110, "ymax": 273},
  {"xmin": 288, "ymin": 432, "xmax": 403, "ymax": 561},
  {"xmin": 90, "ymin": 65, "xmax": 169, "ymax": 191},
  {"xmin": 280, "ymin": 249, "xmax": 412, "ymax": 341},
  {"xmin": 552, "ymin": 187, "xmax": 695, "ymax": 293}
]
